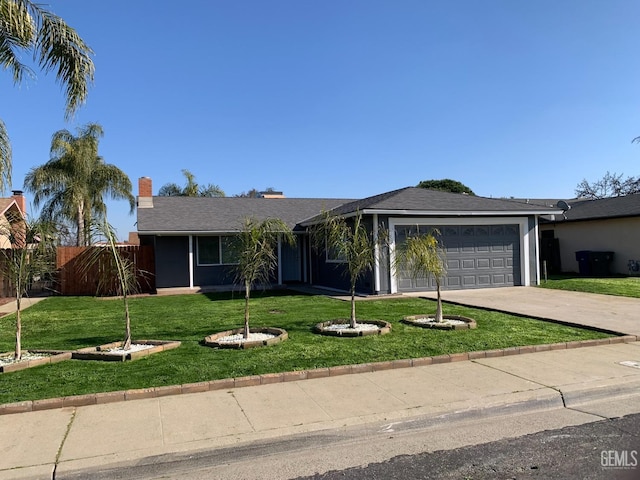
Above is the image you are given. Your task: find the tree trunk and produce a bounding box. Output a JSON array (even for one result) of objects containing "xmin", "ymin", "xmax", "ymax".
[
  {"xmin": 14, "ymin": 297, "xmax": 22, "ymax": 360},
  {"xmin": 435, "ymin": 279, "xmax": 444, "ymax": 323},
  {"xmin": 76, "ymin": 203, "xmax": 85, "ymax": 247},
  {"xmin": 350, "ymin": 284, "xmax": 357, "ymax": 328},
  {"xmin": 243, "ymin": 281, "xmax": 251, "ymax": 339},
  {"xmin": 122, "ymin": 293, "xmax": 131, "ymax": 350}
]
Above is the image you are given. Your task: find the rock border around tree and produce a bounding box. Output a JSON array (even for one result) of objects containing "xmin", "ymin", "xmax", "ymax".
[
  {"xmin": 402, "ymin": 314, "xmax": 477, "ymax": 330},
  {"xmin": 0, "ymin": 350, "xmax": 72, "ymax": 373},
  {"xmin": 72, "ymin": 340, "xmax": 181, "ymax": 362},
  {"xmin": 313, "ymin": 319, "xmax": 392, "ymax": 337},
  {"xmin": 203, "ymin": 327, "xmax": 288, "ymax": 349}
]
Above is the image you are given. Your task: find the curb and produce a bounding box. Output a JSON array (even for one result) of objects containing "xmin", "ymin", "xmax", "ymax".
[
  {"xmin": 0, "ymin": 335, "xmax": 637, "ymax": 416},
  {"xmin": 561, "ymin": 376, "xmax": 640, "ymax": 407}
]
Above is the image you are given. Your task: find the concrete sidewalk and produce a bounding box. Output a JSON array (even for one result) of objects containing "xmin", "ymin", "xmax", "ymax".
[{"xmin": 3, "ymin": 340, "xmax": 640, "ymax": 480}]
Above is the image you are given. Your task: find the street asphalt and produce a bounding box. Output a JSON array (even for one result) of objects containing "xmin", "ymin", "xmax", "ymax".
[{"xmin": 1, "ymin": 287, "xmax": 640, "ymax": 480}]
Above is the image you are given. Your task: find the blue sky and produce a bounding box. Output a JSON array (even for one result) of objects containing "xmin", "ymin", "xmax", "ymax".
[{"xmin": 4, "ymin": 0, "xmax": 640, "ymax": 239}]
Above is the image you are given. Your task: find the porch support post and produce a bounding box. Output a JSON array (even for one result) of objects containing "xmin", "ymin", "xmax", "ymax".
[
  {"xmin": 533, "ymin": 216, "xmax": 541, "ymax": 286},
  {"xmin": 373, "ymin": 214, "xmax": 381, "ymax": 294},
  {"xmin": 308, "ymin": 230, "xmax": 313, "ymax": 285},
  {"xmin": 188, "ymin": 235, "xmax": 194, "ymax": 288},
  {"xmin": 277, "ymin": 234, "xmax": 283, "ymax": 285}
]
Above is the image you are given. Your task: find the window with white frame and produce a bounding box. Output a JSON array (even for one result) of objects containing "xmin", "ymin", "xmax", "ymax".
[{"xmin": 197, "ymin": 236, "xmax": 240, "ymax": 265}]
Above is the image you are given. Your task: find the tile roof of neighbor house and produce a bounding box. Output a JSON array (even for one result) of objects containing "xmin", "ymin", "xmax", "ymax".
[
  {"xmin": 136, "ymin": 196, "xmax": 355, "ymax": 233},
  {"xmin": 138, "ymin": 188, "xmax": 561, "ymax": 234},
  {"xmin": 543, "ymin": 193, "xmax": 640, "ymax": 223}
]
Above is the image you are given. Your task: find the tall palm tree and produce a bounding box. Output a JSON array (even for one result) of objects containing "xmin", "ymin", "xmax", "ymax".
[
  {"xmin": 158, "ymin": 169, "xmax": 225, "ymax": 197},
  {"xmin": 0, "ymin": 0, "xmax": 94, "ymax": 192},
  {"xmin": 24, "ymin": 123, "xmax": 134, "ymax": 246}
]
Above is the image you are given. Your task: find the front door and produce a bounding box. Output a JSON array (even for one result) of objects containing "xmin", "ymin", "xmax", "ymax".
[{"xmin": 281, "ymin": 242, "xmax": 302, "ymax": 283}]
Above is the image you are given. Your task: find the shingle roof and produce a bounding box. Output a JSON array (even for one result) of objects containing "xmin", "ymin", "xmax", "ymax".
[
  {"xmin": 546, "ymin": 194, "xmax": 640, "ymax": 223},
  {"xmin": 301, "ymin": 187, "xmax": 560, "ymax": 224},
  {"xmin": 137, "ymin": 188, "xmax": 562, "ymax": 234},
  {"xmin": 136, "ymin": 196, "xmax": 355, "ymax": 233}
]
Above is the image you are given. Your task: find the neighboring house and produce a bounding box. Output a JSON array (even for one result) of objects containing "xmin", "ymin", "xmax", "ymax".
[
  {"xmin": 0, "ymin": 191, "xmax": 26, "ymax": 248},
  {"xmin": 537, "ymin": 194, "xmax": 640, "ymax": 275},
  {"xmin": 0, "ymin": 191, "xmax": 27, "ymax": 297},
  {"xmin": 136, "ymin": 177, "xmax": 560, "ymax": 294}
]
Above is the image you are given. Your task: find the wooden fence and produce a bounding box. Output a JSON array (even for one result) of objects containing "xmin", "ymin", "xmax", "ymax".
[{"xmin": 56, "ymin": 246, "xmax": 155, "ymax": 296}]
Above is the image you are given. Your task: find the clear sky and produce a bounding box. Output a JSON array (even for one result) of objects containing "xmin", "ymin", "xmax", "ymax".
[{"xmin": 4, "ymin": 0, "xmax": 640, "ymax": 239}]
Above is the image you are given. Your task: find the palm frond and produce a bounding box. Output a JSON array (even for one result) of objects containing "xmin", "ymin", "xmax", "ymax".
[
  {"xmin": 31, "ymin": 4, "xmax": 94, "ymax": 118},
  {"xmin": 0, "ymin": 0, "xmax": 35, "ymax": 83},
  {"xmin": 0, "ymin": 118, "xmax": 11, "ymax": 192}
]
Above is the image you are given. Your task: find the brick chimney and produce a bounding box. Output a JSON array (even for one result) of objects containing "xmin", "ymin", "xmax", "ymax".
[
  {"xmin": 11, "ymin": 190, "xmax": 26, "ymax": 214},
  {"xmin": 137, "ymin": 177, "xmax": 153, "ymax": 208}
]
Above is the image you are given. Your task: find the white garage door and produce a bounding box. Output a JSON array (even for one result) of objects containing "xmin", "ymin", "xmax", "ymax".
[{"xmin": 395, "ymin": 224, "xmax": 521, "ymax": 291}]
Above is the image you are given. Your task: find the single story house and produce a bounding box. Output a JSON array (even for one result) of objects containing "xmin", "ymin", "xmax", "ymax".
[
  {"xmin": 136, "ymin": 177, "xmax": 561, "ymax": 294},
  {"xmin": 537, "ymin": 194, "xmax": 640, "ymax": 275}
]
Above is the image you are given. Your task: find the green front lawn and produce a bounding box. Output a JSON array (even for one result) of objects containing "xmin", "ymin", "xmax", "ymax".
[
  {"xmin": 538, "ymin": 275, "xmax": 640, "ymax": 298},
  {"xmin": 0, "ymin": 291, "xmax": 613, "ymax": 404}
]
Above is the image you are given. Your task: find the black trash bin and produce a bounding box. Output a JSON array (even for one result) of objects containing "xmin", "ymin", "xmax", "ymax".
[
  {"xmin": 575, "ymin": 250, "xmax": 592, "ymax": 276},
  {"xmin": 590, "ymin": 251, "xmax": 614, "ymax": 276}
]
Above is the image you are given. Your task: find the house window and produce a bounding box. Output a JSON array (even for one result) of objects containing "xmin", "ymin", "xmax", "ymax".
[
  {"xmin": 221, "ymin": 236, "xmax": 241, "ymax": 264},
  {"xmin": 197, "ymin": 236, "xmax": 220, "ymax": 265},
  {"xmin": 326, "ymin": 239, "xmax": 347, "ymax": 263},
  {"xmin": 197, "ymin": 235, "xmax": 240, "ymax": 265}
]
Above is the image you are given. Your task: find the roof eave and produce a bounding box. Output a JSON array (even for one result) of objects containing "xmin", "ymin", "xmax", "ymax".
[
  {"xmin": 361, "ymin": 208, "xmax": 563, "ymax": 216},
  {"xmin": 138, "ymin": 229, "xmax": 304, "ymax": 236}
]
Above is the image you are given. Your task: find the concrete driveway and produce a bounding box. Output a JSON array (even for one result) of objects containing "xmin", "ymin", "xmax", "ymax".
[{"xmin": 417, "ymin": 286, "xmax": 640, "ymax": 336}]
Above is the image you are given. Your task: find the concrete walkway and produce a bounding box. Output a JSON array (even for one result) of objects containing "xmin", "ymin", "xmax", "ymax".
[
  {"xmin": 0, "ymin": 297, "xmax": 47, "ymax": 316},
  {"xmin": 2, "ymin": 288, "xmax": 640, "ymax": 479}
]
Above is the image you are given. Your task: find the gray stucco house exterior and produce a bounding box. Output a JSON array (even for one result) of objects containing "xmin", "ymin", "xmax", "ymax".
[
  {"xmin": 136, "ymin": 177, "xmax": 561, "ymax": 295},
  {"xmin": 537, "ymin": 194, "xmax": 640, "ymax": 275}
]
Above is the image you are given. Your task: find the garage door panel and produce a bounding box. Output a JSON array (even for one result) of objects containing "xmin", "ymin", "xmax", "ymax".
[
  {"xmin": 396, "ymin": 223, "xmax": 521, "ymax": 291},
  {"xmin": 447, "ymin": 259, "xmax": 461, "ymax": 270},
  {"xmin": 446, "ymin": 246, "xmax": 460, "ymax": 254},
  {"xmin": 477, "ymin": 258, "xmax": 490, "ymax": 269},
  {"xmin": 462, "ymin": 243, "xmax": 475, "ymax": 252},
  {"xmin": 461, "ymin": 259, "xmax": 475, "ymax": 269},
  {"xmin": 463, "ymin": 276, "xmax": 476, "ymax": 286},
  {"xmin": 447, "ymin": 276, "xmax": 461, "ymax": 287},
  {"xmin": 493, "ymin": 274, "xmax": 506, "ymax": 285},
  {"xmin": 477, "ymin": 242, "xmax": 490, "ymax": 252}
]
